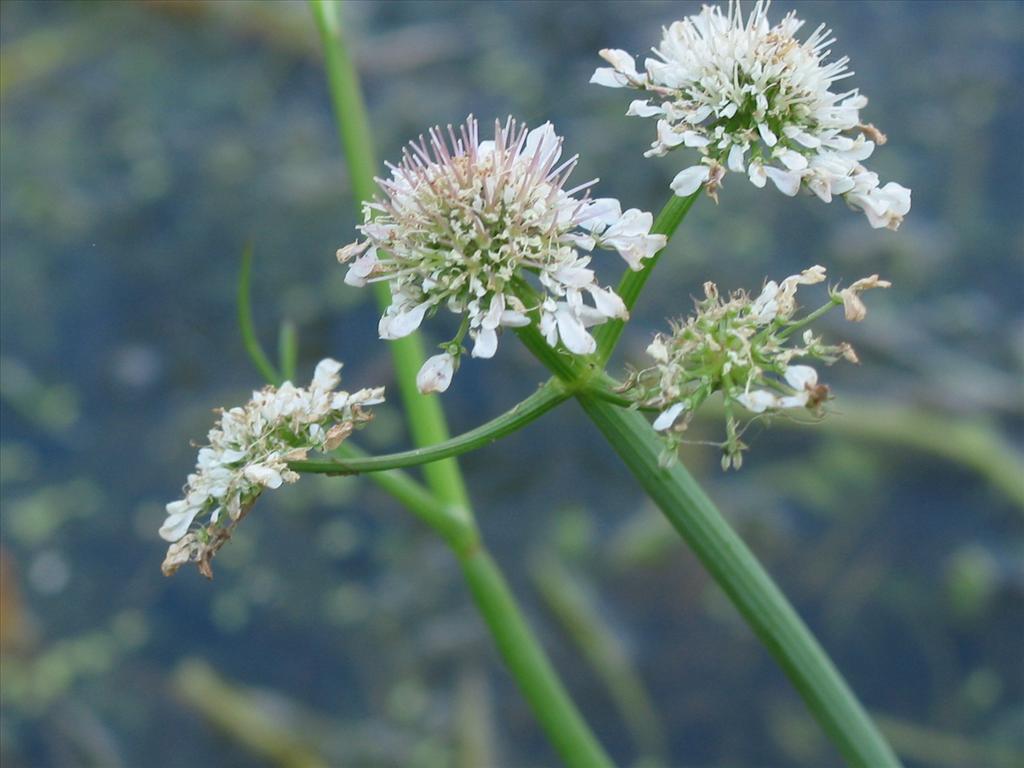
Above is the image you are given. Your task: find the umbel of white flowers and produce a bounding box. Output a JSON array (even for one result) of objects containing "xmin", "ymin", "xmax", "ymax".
[
  {"xmin": 592, "ymin": 0, "xmax": 911, "ymax": 230},
  {"xmin": 626, "ymin": 267, "xmax": 890, "ymax": 469},
  {"xmin": 160, "ymin": 359, "xmax": 384, "ymax": 578},
  {"xmin": 337, "ymin": 115, "xmax": 666, "ymax": 393}
]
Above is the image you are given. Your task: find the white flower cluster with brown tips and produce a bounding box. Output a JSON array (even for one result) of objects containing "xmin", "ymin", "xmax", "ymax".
[
  {"xmin": 592, "ymin": 1, "xmax": 911, "ymax": 229},
  {"xmin": 160, "ymin": 359, "xmax": 383, "ymax": 577}
]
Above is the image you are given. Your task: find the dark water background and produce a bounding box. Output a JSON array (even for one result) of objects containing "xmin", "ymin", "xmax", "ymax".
[{"xmin": 1, "ymin": 1, "xmax": 1022, "ymax": 766}]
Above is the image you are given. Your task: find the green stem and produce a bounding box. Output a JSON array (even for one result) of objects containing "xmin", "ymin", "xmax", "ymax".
[
  {"xmin": 458, "ymin": 547, "xmax": 614, "ymax": 768},
  {"xmin": 292, "ymin": 379, "xmax": 570, "ymax": 475},
  {"xmin": 309, "ymin": 0, "xmax": 466, "ymax": 508},
  {"xmin": 776, "ymin": 296, "xmax": 843, "ymax": 341},
  {"xmin": 238, "ymin": 244, "xmax": 282, "ymax": 386},
  {"xmin": 278, "ymin": 319, "xmax": 299, "ymax": 382},
  {"xmin": 310, "ymin": 5, "xmax": 612, "ymax": 764},
  {"xmin": 574, "ymin": 394, "xmax": 900, "ymax": 767},
  {"xmin": 341, "ymin": 441, "xmax": 613, "ymax": 766},
  {"xmin": 594, "ymin": 191, "xmax": 699, "ymax": 365},
  {"xmin": 516, "ymin": 271, "xmax": 900, "ymax": 765}
]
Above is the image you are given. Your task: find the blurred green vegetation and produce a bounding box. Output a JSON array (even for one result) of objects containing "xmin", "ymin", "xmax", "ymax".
[{"xmin": 1, "ymin": 1, "xmax": 1021, "ymax": 767}]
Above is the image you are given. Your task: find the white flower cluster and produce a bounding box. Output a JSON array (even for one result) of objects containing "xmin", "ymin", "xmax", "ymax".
[
  {"xmin": 627, "ymin": 267, "xmax": 889, "ymax": 469},
  {"xmin": 591, "ymin": 1, "xmax": 911, "ymax": 229},
  {"xmin": 337, "ymin": 116, "xmax": 666, "ymax": 393},
  {"xmin": 160, "ymin": 359, "xmax": 384, "ymax": 577}
]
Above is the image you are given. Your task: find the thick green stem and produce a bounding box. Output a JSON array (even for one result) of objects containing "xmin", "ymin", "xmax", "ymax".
[
  {"xmin": 309, "ymin": 0, "xmax": 467, "ymax": 508},
  {"xmin": 292, "ymin": 379, "xmax": 570, "ymax": 475},
  {"xmin": 458, "ymin": 547, "xmax": 615, "ymax": 768},
  {"xmin": 594, "ymin": 191, "xmax": 699, "ymax": 365},
  {"xmin": 575, "ymin": 393, "xmax": 901, "ymax": 767},
  {"xmin": 516, "ymin": 269, "xmax": 900, "ymax": 766}
]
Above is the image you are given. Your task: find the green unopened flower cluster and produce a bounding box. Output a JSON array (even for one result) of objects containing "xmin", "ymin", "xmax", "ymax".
[{"xmin": 626, "ymin": 267, "xmax": 889, "ymax": 469}]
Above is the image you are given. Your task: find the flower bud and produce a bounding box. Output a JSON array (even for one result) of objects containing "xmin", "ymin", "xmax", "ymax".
[{"xmin": 416, "ymin": 353, "xmax": 457, "ymax": 394}]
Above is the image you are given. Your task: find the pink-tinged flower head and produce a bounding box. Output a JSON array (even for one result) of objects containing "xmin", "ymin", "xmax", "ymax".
[{"xmin": 338, "ymin": 116, "xmax": 666, "ymax": 392}]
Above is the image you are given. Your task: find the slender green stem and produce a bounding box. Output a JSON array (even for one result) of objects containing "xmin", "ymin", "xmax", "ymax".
[
  {"xmin": 458, "ymin": 547, "xmax": 614, "ymax": 768},
  {"xmin": 310, "ymin": 0, "xmax": 467, "ymax": 508},
  {"xmin": 594, "ymin": 191, "xmax": 699, "ymax": 365},
  {"xmin": 238, "ymin": 244, "xmax": 282, "ymax": 386},
  {"xmin": 278, "ymin": 319, "xmax": 299, "ymax": 382},
  {"xmin": 344, "ymin": 441, "xmax": 613, "ymax": 767},
  {"xmin": 291, "ymin": 379, "xmax": 570, "ymax": 475},
  {"xmin": 310, "ymin": 6, "xmax": 612, "ymax": 764},
  {"xmin": 776, "ymin": 296, "xmax": 843, "ymax": 341}
]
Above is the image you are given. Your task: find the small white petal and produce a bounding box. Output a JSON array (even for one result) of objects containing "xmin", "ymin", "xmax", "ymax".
[
  {"xmin": 599, "ymin": 48, "xmax": 640, "ymax": 78},
  {"xmin": 590, "ymin": 68, "xmax": 628, "ymax": 88},
  {"xmin": 588, "ymin": 286, "xmax": 628, "ymax": 320},
  {"xmin": 344, "ymin": 247, "xmax": 378, "ymax": 287},
  {"xmin": 778, "ymin": 393, "xmax": 810, "ymax": 409},
  {"xmin": 757, "ymin": 123, "xmax": 778, "ymax": 147},
  {"xmin": 737, "ymin": 390, "xmax": 779, "ymax": 414},
  {"xmin": 471, "ymin": 328, "xmax": 499, "ymax": 359},
  {"xmin": 727, "ymin": 143, "xmax": 747, "ymax": 172},
  {"xmin": 523, "ymin": 122, "xmax": 561, "ymax": 168},
  {"xmin": 670, "ymin": 165, "xmax": 711, "ymax": 196},
  {"xmin": 381, "ymin": 301, "xmax": 430, "ymax": 339},
  {"xmin": 652, "ymin": 402, "xmax": 686, "ymax": 431},
  {"xmin": 159, "ymin": 502, "xmax": 200, "ymax": 542},
  {"xmin": 626, "ymin": 99, "xmax": 663, "ymax": 117},
  {"xmin": 416, "ymin": 353, "xmax": 456, "ymax": 394},
  {"xmin": 681, "ymin": 130, "xmax": 711, "ymax": 148},
  {"xmin": 764, "ymin": 166, "xmax": 803, "ymax": 196},
  {"xmin": 775, "ymin": 148, "xmax": 809, "ymax": 171},
  {"xmin": 244, "ymin": 464, "xmax": 283, "ymax": 489},
  {"xmin": 555, "ymin": 308, "xmax": 597, "ymax": 355},
  {"xmin": 784, "ymin": 365, "xmax": 818, "ymax": 390},
  {"xmin": 646, "ymin": 336, "xmax": 669, "ymax": 363},
  {"xmin": 499, "ymin": 310, "xmax": 531, "ymax": 328},
  {"xmin": 747, "ymin": 162, "xmax": 767, "ymax": 188},
  {"xmin": 312, "ymin": 358, "xmax": 343, "ymax": 391},
  {"xmin": 576, "ymin": 198, "xmax": 623, "ymax": 232},
  {"xmin": 656, "ymin": 119, "xmax": 687, "ymax": 149}
]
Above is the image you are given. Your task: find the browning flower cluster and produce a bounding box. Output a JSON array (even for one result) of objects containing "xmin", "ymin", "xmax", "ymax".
[
  {"xmin": 160, "ymin": 359, "xmax": 383, "ymax": 577},
  {"xmin": 626, "ymin": 267, "xmax": 889, "ymax": 469}
]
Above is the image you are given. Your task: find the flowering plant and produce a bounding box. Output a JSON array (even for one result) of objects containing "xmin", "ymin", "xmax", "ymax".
[{"xmin": 164, "ymin": 2, "xmax": 911, "ymax": 766}]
